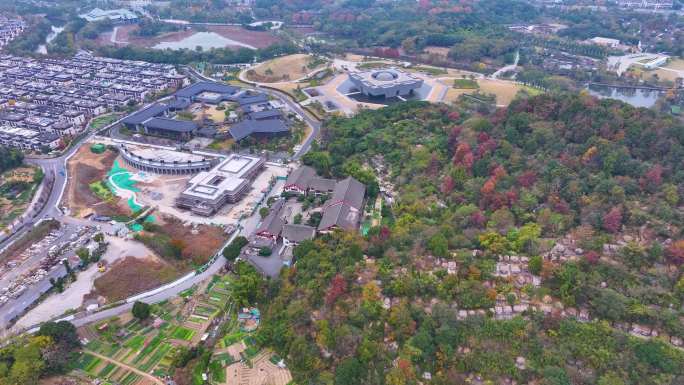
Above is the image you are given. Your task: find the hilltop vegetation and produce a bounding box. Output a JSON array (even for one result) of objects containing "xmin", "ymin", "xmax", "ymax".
[{"xmin": 259, "ymin": 95, "xmax": 684, "ymax": 384}]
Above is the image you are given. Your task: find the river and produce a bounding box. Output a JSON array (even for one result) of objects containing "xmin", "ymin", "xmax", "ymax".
[
  {"xmin": 586, "ymin": 84, "xmax": 664, "ymax": 108},
  {"xmin": 35, "ymin": 25, "xmax": 64, "ymax": 55}
]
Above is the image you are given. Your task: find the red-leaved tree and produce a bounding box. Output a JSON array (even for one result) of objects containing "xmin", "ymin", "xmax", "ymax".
[
  {"xmin": 325, "ymin": 274, "xmax": 347, "ymax": 306},
  {"xmin": 602, "ymin": 206, "xmax": 622, "ymax": 234}
]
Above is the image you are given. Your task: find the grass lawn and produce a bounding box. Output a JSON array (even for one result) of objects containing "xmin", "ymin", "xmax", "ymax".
[
  {"xmin": 90, "ymin": 114, "xmax": 120, "ymax": 130},
  {"xmin": 207, "ymin": 138, "xmax": 235, "ymax": 151},
  {"xmin": 90, "ymin": 180, "xmax": 115, "ymax": 202},
  {"xmin": 412, "ymin": 65, "xmax": 448, "ymax": 75},
  {"xmin": 453, "ymin": 78, "xmax": 479, "ymax": 89}
]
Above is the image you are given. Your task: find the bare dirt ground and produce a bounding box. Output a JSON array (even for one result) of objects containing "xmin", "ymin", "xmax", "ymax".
[
  {"xmin": 441, "ymin": 78, "xmax": 536, "ymax": 106},
  {"xmin": 65, "ymin": 146, "xmax": 129, "ymax": 218},
  {"xmin": 93, "ymin": 255, "xmax": 179, "ymax": 302},
  {"xmin": 225, "ymin": 351, "xmax": 292, "ymax": 385},
  {"xmin": 155, "ymin": 214, "xmax": 228, "ymax": 265},
  {"xmin": 15, "ymin": 236, "xmax": 155, "ymax": 328},
  {"xmin": 424, "ymin": 46, "xmax": 450, "ymax": 56},
  {"xmin": 101, "ymin": 25, "xmax": 280, "ymax": 49},
  {"xmin": 40, "ymin": 375, "xmax": 90, "ymax": 385},
  {"xmin": 247, "ymin": 54, "xmax": 325, "ymax": 83}
]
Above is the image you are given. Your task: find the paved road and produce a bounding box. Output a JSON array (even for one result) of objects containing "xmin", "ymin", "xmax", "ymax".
[
  {"xmin": 0, "ymin": 117, "xmax": 127, "ymax": 253},
  {"xmin": 491, "ymin": 50, "xmax": 519, "ymax": 80},
  {"xmin": 5, "ymin": 74, "xmax": 321, "ymax": 337}
]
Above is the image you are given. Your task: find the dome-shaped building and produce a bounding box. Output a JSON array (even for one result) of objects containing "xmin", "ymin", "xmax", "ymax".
[{"xmin": 349, "ymin": 67, "xmax": 423, "ymax": 98}]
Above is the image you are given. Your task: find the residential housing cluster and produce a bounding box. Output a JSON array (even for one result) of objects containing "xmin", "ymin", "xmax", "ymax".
[
  {"xmin": 0, "ymin": 17, "xmax": 25, "ymax": 49},
  {"xmin": 0, "ymin": 53, "xmax": 186, "ymax": 150}
]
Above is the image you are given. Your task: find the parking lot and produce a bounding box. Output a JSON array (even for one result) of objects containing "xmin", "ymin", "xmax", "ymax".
[{"xmin": 0, "ymin": 222, "xmax": 101, "ymax": 329}]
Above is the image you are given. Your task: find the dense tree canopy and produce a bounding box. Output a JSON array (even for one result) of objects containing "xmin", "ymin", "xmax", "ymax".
[{"xmin": 259, "ymin": 93, "xmax": 684, "ymax": 384}]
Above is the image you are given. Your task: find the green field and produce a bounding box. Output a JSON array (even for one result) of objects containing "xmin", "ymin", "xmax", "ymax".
[
  {"xmin": 132, "ymin": 333, "xmax": 165, "ymax": 365},
  {"xmin": 209, "ymin": 359, "xmax": 226, "ymax": 383},
  {"xmin": 171, "ymin": 326, "xmax": 195, "ymax": 341},
  {"xmin": 139, "ymin": 342, "xmax": 172, "ymax": 372},
  {"xmin": 194, "ymin": 305, "xmax": 218, "ymax": 317},
  {"xmin": 98, "ymin": 363, "xmax": 117, "ymax": 377},
  {"xmin": 124, "ymin": 335, "xmax": 145, "ymax": 351},
  {"xmin": 90, "ymin": 114, "xmax": 120, "ymax": 130},
  {"xmin": 453, "ymin": 78, "xmax": 479, "ymax": 89},
  {"xmin": 90, "ymin": 180, "xmax": 115, "ymax": 202}
]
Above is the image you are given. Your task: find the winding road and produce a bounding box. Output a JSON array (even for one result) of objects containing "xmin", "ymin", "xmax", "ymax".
[{"xmin": 5, "ymin": 70, "xmax": 322, "ymax": 338}]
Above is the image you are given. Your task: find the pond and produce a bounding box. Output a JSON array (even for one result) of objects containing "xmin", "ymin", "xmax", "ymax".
[
  {"xmin": 586, "ymin": 84, "xmax": 664, "ymax": 108},
  {"xmin": 35, "ymin": 25, "xmax": 64, "ymax": 55},
  {"xmin": 152, "ymin": 32, "xmax": 255, "ymax": 50}
]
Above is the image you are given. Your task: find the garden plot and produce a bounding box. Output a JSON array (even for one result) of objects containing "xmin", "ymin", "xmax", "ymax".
[
  {"xmin": 225, "ymin": 351, "xmax": 292, "ymax": 385},
  {"xmin": 75, "ymin": 279, "xmax": 234, "ymax": 383},
  {"xmin": 0, "ymin": 166, "xmax": 41, "ymax": 228}
]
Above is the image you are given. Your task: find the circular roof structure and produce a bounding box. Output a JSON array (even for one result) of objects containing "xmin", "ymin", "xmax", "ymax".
[{"xmin": 371, "ymin": 70, "xmax": 399, "ymax": 81}]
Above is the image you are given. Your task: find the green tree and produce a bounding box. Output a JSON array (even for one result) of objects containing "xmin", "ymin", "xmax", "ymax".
[
  {"xmin": 335, "ymin": 358, "xmax": 364, "ymax": 385},
  {"xmin": 528, "ymin": 255, "xmax": 543, "ymax": 275},
  {"xmin": 132, "ymin": 301, "xmax": 151, "ymax": 321},
  {"xmin": 427, "ymin": 233, "xmax": 448, "ymax": 257},
  {"xmin": 223, "ymin": 236, "xmax": 248, "ymax": 261}
]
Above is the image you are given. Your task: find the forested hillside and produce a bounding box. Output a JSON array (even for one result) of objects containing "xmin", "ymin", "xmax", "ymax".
[{"xmin": 257, "ymin": 95, "xmax": 684, "ymax": 385}]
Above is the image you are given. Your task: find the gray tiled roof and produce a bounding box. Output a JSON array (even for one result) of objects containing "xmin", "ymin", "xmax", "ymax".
[
  {"xmin": 174, "ymin": 81, "xmax": 239, "ymax": 98},
  {"xmin": 144, "ymin": 117, "xmax": 197, "ymax": 133},
  {"xmin": 318, "ymin": 177, "xmax": 366, "ymax": 232},
  {"xmin": 229, "ymin": 119, "xmax": 288, "ymax": 141},
  {"xmin": 331, "ymin": 177, "xmax": 365, "ymax": 210},
  {"xmin": 285, "ymin": 165, "xmax": 316, "ymax": 190},
  {"xmin": 256, "ymin": 199, "xmax": 285, "ymax": 236},
  {"xmin": 122, "ymin": 103, "xmax": 168, "ymax": 125},
  {"xmin": 318, "ymin": 202, "xmax": 361, "ymax": 231},
  {"xmin": 308, "ymin": 177, "xmax": 336, "ymax": 193},
  {"xmin": 282, "ymin": 224, "xmax": 316, "ymax": 243}
]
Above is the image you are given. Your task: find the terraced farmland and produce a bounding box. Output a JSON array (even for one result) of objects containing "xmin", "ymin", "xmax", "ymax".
[{"xmin": 72, "ymin": 276, "xmax": 236, "ymax": 384}]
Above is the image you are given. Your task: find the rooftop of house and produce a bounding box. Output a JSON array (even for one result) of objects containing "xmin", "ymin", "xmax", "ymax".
[
  {"xmin": 229, "ymin": 119, "xmax": 288, "ymax": 141},
  {"xmin": 144, "ymin": 117, "xmax": 198, "ymax": 133},
  {"xmin": 282, "ymin": 224, "xmax": 316, "ymax": 243},
  {"xmin": 174, "ymin": 81, "xmax": 239, "ymax": 99}
]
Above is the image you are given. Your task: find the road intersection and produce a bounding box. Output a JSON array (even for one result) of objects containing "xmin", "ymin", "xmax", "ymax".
[{"xmin": 2, "ymin": 72, "xmax": 321, "ymax": 338}]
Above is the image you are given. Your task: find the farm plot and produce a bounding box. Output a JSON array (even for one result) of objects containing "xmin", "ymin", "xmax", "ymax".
[
  {"xmin": 76, "ymin": 275, "xmax": 237, "ymax": 383},
  {"xmin": 170, "ymin": 326, "xmax": 195, "ymax": 341}
]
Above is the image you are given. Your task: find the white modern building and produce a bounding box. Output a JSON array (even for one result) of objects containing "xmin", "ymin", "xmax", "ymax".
[
  {"xmin": 119, "ymin": 144, "xmax": 218, "ymax": 174},
  {"xmin": 175, "ymin": 154, "xmax": 265, "ymax": 216},
  {"xmin": 349, "ymin": 68, "xmax": 423, "ymax": 98}
]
